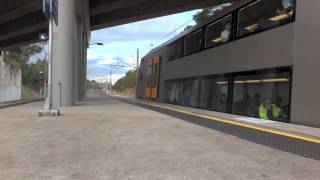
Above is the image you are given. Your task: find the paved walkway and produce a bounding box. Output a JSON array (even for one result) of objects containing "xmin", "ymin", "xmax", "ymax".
[{"xmin": 0, "ymin": 96, "xmax": 319, "ymax": 180}]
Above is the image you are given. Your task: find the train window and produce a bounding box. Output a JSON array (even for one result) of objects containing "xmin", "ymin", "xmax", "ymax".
[
  {"xmin": 151, "ymin": 63, "xmax": 159, "ymax": 88},
  {"xmin": 146, "ymin": 63, "xmax": 153, "ymax": 88},
  {"xmin": 190, "ymin": 79, "xmax": 200, "ymax": 107},
  {"xmin": 181, "ymin": 80, "xmax": 191, "ymax": 106},
  {"xmin": 206, "ymin": 15, "xmax": 233, "ymax": 48},
  {"xmin": 232, "ymin": 71, "xmax": 291, "ymax": 122},
  {"xmin": 184, "ymin": 29, "xmax": 203, "ymax": 56},
  {"xmin": 165, "ymin": 81, "xmax": 183, "ymax": 105},
  {"xmin": 200, "ymin": 76, "xmax": 229, "ymax": 112},
  {"xmin": 199, "ymin": 78, "xmax": 210, "ymax": 109},
  {"xmin": 165, "ymin": 81, "xmax": 175, "ymax": 103},
  {"xmin": 238, "ymin": 0, "xmax": 295, "ymax": 38},
  {"xmin": 169, "ymin": 81, "xmax": 183, "ymax": 104},
  {"xmin": 165, "ymin": 79, "xmax": 199, "ymax": 107},
  {"xmin": 167, "ymin": 39, "xmax": 183, "ymax": 62}
]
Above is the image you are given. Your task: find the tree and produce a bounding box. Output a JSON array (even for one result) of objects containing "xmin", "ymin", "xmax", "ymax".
[
  {"xmin": 113, "ymin": 70, "xmax": 137, "ymax": 93},
  {"xmin": 193, "ymin": 4, "xmax": 233, "ymax": 25},
  {"xmin": 3, "ymin": 44, "xmax": 44, "ymax": 90},
  {"xmin": 193, "ymin": 8, "xmax": 217, "ymax": 25},
  {"xmin": 3, "ymin": 44, "xmax": 42, "ymax": 68},
  {"xmin": 22, "ymin": 59, "xmax": 45, "ymax": 89},
  {"xmin": 181, "ymin": 6, "xmax": 224, "ymax": 33}
]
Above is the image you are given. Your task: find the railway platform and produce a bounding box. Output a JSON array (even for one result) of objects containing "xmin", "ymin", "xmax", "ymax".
[{"xmin": 0, "ymin": 96, "xmax": 319, "ymax": 180}]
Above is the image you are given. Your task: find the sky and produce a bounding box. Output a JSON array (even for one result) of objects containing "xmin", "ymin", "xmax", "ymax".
[{"xmin": 87, "ymin": 10, "xmax": 199, "ymax": 84}]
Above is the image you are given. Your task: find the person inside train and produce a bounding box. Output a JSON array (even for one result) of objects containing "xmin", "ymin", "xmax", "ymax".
[
  {"xmin": 259, "ymin": 98, "xmax": 283, "ymax": 120},
  {"xmin": 247, "ymin": 93, "xmax": 262, "ymax": 118},
  {"xmin": 221, "ymin": 22, "xmax": 232, "ymax": 43},
  {"xmin": 274, "ymin": 96, "xmax": 288, "ymax": 120},
  {"xmin": 274, "ymin": 0, "xmax": 294, "ymax": 21},
  {"xmin": 278, "ymin": 0, "xmax": 294, "ymax": 12}
]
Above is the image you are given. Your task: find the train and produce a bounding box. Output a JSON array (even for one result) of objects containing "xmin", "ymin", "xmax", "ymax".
[{"xmin": 135, "ymin": 0, "xmax": 320, "ymax": 128}]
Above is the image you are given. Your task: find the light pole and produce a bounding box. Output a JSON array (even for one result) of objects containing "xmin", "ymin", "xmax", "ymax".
[
  {"xmin": 89, "ymin": 43, "xmax": 104, "ymax": 46},
  {"xmin": 39, "ymin": 33, "xmax": 48, "ymax": 98},
  {"xmin": 135, "ymin": 48, "xmax": 139, "ymax": 98},
  {"xmin": 109, "ymin": 71, "xmax": 112, "ymax": 95}
]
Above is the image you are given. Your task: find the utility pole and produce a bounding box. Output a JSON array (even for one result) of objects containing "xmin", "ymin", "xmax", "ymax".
[
  {"xmin": 135, "ymin": 48, "xmax": 139, "ymax": 98},
  {"xmin": 47, "ymin": 14, "xmax": 53, "ymax": 109},
  {"xmin": 109, "ymin": 71, "xmax": 112, "ymax": 95},
  {"xmin": 43, "ymin": 44, "xmax": 47, "ymax": 98},
  {"xmin": 105, "ymin": 75, "xmax": 108, "ymax": 96}
]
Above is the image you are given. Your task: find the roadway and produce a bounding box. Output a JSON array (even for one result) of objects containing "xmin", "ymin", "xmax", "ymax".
[{"xmin": 0, "ymin": 96, "xmax": 319, "ymax": 180}]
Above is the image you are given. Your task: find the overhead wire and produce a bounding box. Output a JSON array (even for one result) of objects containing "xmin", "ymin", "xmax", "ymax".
[{"xmin": 138, "ymin": 18, "xmax": 195, "ymax": 57}]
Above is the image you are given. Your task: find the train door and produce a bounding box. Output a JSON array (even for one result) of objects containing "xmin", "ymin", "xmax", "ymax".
[
  {"xmin": 145, "ymin": 60, "xmax": 153, "ymax": 98},
  {"xmin": 150, "ymin": 56, "xmax": 160, "ymax": 99}
]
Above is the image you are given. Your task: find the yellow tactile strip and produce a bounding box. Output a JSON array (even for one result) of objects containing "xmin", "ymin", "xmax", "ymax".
[{"xmin": 139, "ymin": 102, "xmax": 320, "ymax": 144}]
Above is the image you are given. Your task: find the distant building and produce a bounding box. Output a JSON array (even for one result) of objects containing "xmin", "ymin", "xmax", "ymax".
[
  {"xmin": 87, "ymin": 80, "xmax": 112, "ymax": 96},
  {"xmin": 0, "ymin": 51, "xmax": 21, "ymax": 103}
]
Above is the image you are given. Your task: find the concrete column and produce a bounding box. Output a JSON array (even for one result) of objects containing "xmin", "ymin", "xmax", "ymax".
[
  {"xmin": 291, "ymin": 0, "xmax": 320, "ymax": 127},
  {"xmin": 80, "ymin": 31, "xmax": 86, "ymax": 100},
  {"xmin": 82, "ymin": 43, "xmax": 88, "ymax": 99},
  {"xmin": 79, "ymin": 32, "xmax": 84, "ymax": 100},
  {"xmin": 52, "ymin": 0, "xmax": 76, "ymax": 107},
  {"xmin": 74, "ymin": 16, "xmax": 82, "ymax": 102}
]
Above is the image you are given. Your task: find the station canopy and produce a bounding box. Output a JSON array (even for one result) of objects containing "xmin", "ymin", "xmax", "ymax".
[{"xmin": 0, "ymin": 0, "xmax": 234, "ymax": 50}]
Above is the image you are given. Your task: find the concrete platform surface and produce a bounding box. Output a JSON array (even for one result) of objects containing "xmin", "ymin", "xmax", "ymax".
[{"xmin": 0, "ymin": 96, "xmax": 319, "ymax": 180}]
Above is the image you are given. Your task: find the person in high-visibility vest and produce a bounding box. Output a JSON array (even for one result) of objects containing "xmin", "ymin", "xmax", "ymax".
[{"xmin": 259, "ymin": 99, "xmax": 283, "ymax": 120}]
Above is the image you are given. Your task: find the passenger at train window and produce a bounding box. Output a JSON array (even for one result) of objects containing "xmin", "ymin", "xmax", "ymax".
[
  {"xmin": 248, "ymin": 93, "xmax": 262, "ymax": 118},
  {"xmin": 221, "ymin": 22, "xmax": 232, "ymax": 43},
  {"xmin": 274, "ymin": 96, "xmax": 289, "ymax": 120},
  {"xmin": 238, "ymin": 0, "xmax": 294, "ymax": 38},
  {"xmin": 259, "ymin": 98, "xmax": 284, "ymax": 120},
  {"xmin": 273, "ymin": 0, "xmax": 294, "ymax": 23},
  {"xmin": 206, "ymin": 15, "xmax": 233, "ymax": 48},
  {"xmin": 279, "ymin": 0, "xmax": 294, "ymax": 12}
]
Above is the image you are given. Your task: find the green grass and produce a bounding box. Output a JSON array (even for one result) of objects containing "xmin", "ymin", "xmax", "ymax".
[
  {"xmin": 113, "ymin": 88, "xmax": 136, "ymax": 97},
  {"xmin": 21, "ymin": 86, "xmax": 40, "ymax": 100}
]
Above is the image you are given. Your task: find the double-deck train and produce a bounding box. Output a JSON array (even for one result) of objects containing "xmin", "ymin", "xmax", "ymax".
[{"xmin": 136, "ymin": 0, "xmax": 320, "ymax": 128}]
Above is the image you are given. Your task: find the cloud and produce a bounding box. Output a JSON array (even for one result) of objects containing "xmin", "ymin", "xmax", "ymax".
[
  {"xmin": 87, "ymin": 50, "xmax": 136, "ymax": 82},
  {"xmin": 96, "ymin": 54, "xmax": 118, "ymax": 66},
  {"xmin": 87, "ymin": 10, "xmax": 198, "ymax": 82},
  {"xmin": 90, "ymin": 10, "xmax": 198, "ymax": 44},
  {"xmin": 88, "ymin": 51, "xmax": 136, "ymax": 68},
  {"xmin": 87, "ymin": 51, "xmax": 103, "ymax": 61}
]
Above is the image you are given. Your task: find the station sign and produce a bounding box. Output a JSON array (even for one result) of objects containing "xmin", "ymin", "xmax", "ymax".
[
  {"xmin": 43, "ymin": 0, "xmax": 51, "ymax": 18},
  {"xmin": 51, "ymin": 0, "xmax": 58, "ymax": 25},
  {"xmin": 43, "ymin": 0, "xmax": 58, "ymax": 25}
]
